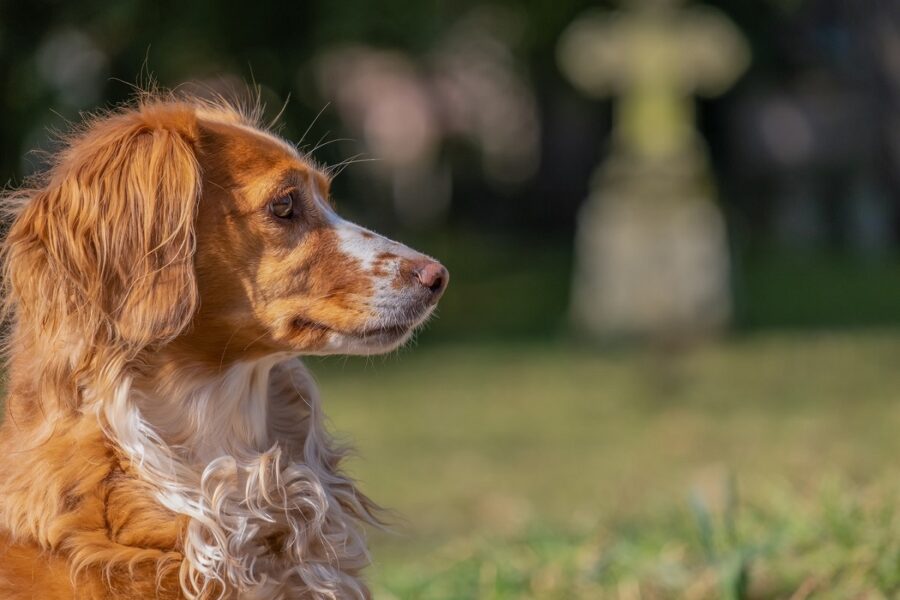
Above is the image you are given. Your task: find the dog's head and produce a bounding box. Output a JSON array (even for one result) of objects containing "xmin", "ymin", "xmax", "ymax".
[
  {"xmin": 3, "ymin": 98, "xmax": 448, "ymax": 366},
  {"xmin": 190, "ymin": 111, "xmax": 448, "ymax": 359}
]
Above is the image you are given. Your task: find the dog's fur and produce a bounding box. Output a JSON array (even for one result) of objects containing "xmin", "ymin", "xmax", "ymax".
[{"xmin": 0, "ymin": 94, "xmax": 447, "ymax": 599}]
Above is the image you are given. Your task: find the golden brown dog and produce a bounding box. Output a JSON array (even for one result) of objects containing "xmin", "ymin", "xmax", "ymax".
[{"xmin": 0, "ymin": 94, "xmax": 448, "ymax": 599}]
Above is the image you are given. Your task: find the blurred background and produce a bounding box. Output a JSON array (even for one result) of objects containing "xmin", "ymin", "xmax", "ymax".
[{"xmin": 3, "ymin": 0, "xmax": 900, "ymax": 597}]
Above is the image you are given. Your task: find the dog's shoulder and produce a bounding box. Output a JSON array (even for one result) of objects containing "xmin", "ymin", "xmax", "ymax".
[{"xmin": 0, "ymin": 390, "xmax": 186, "ymax": 599}]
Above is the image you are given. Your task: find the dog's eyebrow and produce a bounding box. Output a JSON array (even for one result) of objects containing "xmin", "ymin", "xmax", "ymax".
[
  {"xmin": 266, "ymin": 169, "xmax": 308, "ymax": 196},
  {"xmin": 275, "ymin": 167, "xmax": 332, "ymax": 198}
]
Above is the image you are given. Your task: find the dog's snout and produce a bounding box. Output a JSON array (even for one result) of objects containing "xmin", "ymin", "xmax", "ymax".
[{"xmin": 413, "ymin": 260, "xmax": 449, "ymax": 301}]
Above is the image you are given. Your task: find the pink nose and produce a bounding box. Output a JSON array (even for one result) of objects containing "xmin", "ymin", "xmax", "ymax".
[{"xmin": 414, "ymin": 260, "xmax": 449, "ymax": 301}]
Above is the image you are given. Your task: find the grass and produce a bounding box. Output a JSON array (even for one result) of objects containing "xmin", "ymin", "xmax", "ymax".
[{"xmin": 309, "ymin": 331, "xmax": 900, "ymax": 598}]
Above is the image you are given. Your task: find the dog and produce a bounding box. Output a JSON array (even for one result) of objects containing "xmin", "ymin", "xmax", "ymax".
[{"xmin": 0, "ymin": 93, "xmax": 448, "ymax": 599}]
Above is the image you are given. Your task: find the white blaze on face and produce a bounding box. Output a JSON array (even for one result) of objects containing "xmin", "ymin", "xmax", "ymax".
[
  {"xmin": 312, "ymin": 193, "xmax": 438, "ymax": 354},
  {"xmin": 332, "ymin": 221, "xmax": 419, "ymax": 301},
  {"xmin": 333, "ymin": 225, "xmax": 382, "ymax": 272},
  {"xmin": 317, "ymin": 193, "xmax": 420, "ymax": 299}
]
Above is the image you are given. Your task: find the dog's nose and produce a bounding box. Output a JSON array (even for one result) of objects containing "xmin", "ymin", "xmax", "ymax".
[{"xmin": 413, "ymin": 260, "xmax": 449, "ymax": 301}]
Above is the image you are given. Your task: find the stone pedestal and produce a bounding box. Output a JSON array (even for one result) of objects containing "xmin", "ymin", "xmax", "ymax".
[{"xmin": 571, "ymin": 150, "xmax": 730, "ymax": 339}]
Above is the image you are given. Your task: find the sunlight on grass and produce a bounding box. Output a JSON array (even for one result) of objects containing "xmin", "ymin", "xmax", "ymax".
[{"xmin": 310, "ymin": 331, "xmax": 900, "ymax": 598}]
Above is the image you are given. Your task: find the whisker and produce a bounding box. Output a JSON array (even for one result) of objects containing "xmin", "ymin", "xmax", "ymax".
[
  {"xmin": 329, "ymin": 157, "xmax": 381, "ymax": 178},
  {"xmin": 298, "ymin": 103, "xmax": 330, "ymax": 148},
  {"xmin": 268, "ymin": 92, "xmax": 292, "ymax": 131},
  {"xmin": 310, "ymin": 131, "xmax": 330, "ymax": 154},
  {"xmin": 301, "ymin": 137, "xmax": 354, "ymax": 156}
]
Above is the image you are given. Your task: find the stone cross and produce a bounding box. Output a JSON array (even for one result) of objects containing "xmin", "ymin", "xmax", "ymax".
[
  {"xmin": 558, "ymin": 0, "xmax": 749, "ymax": 340},
  {"xmin": 559, "ymin": 0, "xmax": 749, "ymax": 161}
]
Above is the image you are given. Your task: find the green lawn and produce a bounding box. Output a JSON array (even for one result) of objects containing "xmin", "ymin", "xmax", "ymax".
[{"xmin": 311, "ymin": 331, "xmax": 900, "ymax": 598}]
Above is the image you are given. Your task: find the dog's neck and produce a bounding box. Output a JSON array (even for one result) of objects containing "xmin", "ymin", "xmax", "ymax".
[{"xmin": 129, "ymin": 351, "xmax": 290, "ymax": 463}]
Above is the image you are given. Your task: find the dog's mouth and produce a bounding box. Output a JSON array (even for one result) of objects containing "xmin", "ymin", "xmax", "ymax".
[{"xmin": 292, "ymin": 318, "xmax": 414, "ymax": 343}]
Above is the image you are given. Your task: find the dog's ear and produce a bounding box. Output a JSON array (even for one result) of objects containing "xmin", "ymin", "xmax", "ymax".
[{"xmin": 4, "ymin": 105, "xmax": 201, "ymax": 352}]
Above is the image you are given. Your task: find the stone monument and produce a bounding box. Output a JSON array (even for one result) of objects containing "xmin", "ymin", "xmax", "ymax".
[{"xmin": 558, "ymin": 0, "xmax": 749, "ymax": 340}]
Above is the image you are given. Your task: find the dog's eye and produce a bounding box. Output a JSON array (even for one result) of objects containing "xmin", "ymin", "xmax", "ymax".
[{"xmin": 269, "ymin": 192, "xmax": 295, "ymax": 219}]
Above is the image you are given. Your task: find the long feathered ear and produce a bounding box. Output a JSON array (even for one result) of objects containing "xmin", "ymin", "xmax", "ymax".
[{"xmin": 2, "ymin": 103, "xmax": 201, "ymax": 361}]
